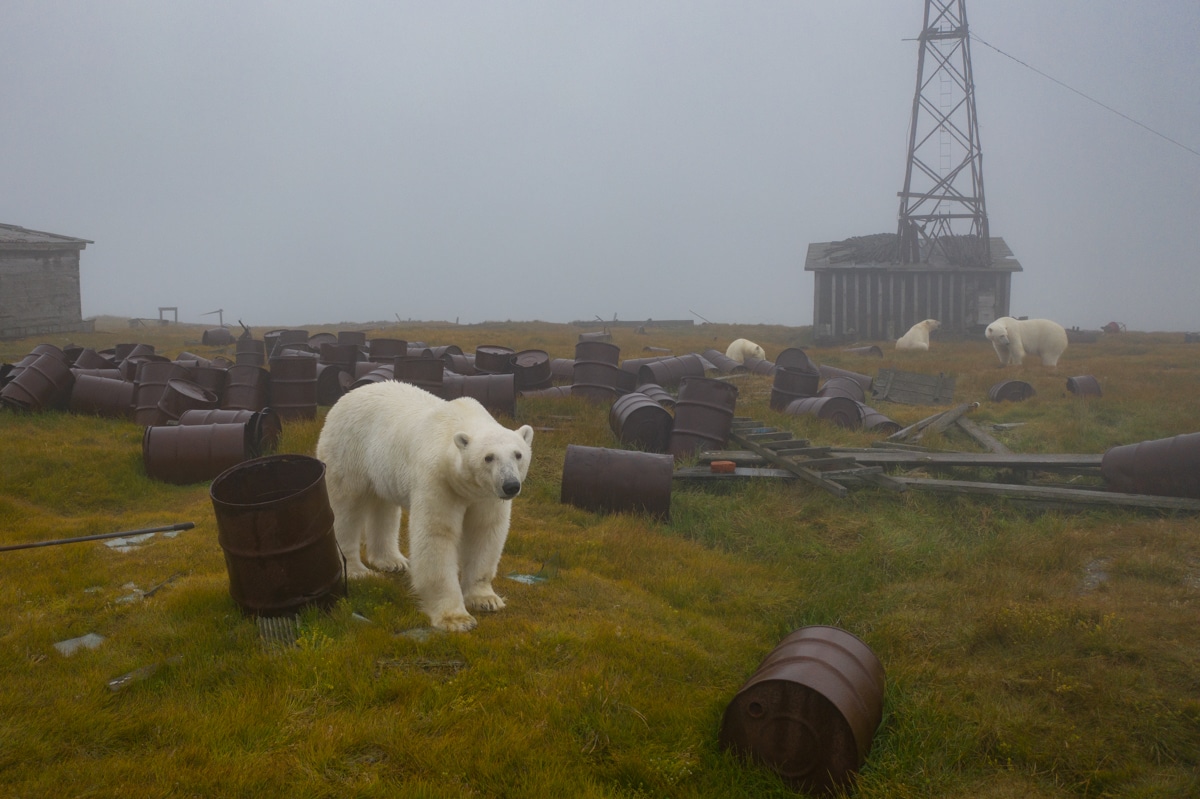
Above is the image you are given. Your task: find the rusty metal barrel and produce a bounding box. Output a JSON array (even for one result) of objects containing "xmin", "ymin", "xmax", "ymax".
[
  {"xmin": 517, "ymin": 384, "xmax": 574, "ymax": 400},
  {"xmin": 609, "ymin": 392, "xmax": 674, "ymax": 453},
  {"xmin": 843, "ymin": 345, "xmax": 884, "ymax": 358},
  {"xmin": 0, "ymin": 351, "xmax": 75, "ymax": 412},
  {"xmin": 719, "ymin": 625, "xmax": 886, "ymax": 796},
  {"xmin": 440, "ymin": 373, "xmax": 516, "ymax": 417},
  {"xmin": 776, "ymin": 347, "xmax": 816, "ymax": 372},
  {"xmin": 143, "ymin": 422, "xmax": 253, "ymax": 484},
  {"xmin": 202, "ymin": 327, "xmax": 235, "ymax": 346},
  {"xmin": 337, "ymin": 330, "xmax": 367, "ymax": 348},
  {"xmin": 235, "ymin": 336, "xmax": 267, "ymax": 366},
  {"xmin": 1066, "ymin": 375, "xmax": 1102, "ymax": 397},
  {"xmin": 394, "ymin": 356, "xmax": 445, "ymax": 395},
  {"xmin": 784, "ymin": 396, "xmax": 864, "ymax": 429},
  {"xmin": 178, "ymin": 407, "xmax": 281, "ymax": 456},
  {"xmin": 512, "ymin": 349, "xmax": 553, "ymax": 391},
  {"xmin": 549, "ymin": 357, "xmax": 575, "ymax": 384},
  {"xmin": 770, "ymin": 366, "xmax": 820, "ymax": 411},
  {"xmin": 367, "ymin": 338, "xmax": 407, "ymax": 363},
  {"xmin": 988, "ymin": 379, "xmax": 1036, "ymax": 402},
  {"xmin": 668, "ymin": 377, "xmax": 739, "ymax": 461},
  {"xmin": 269, "ymin": 355, "xmax": 318, "ymax": 420},
  {"xmin": 634, "ymin": 382, "xmax": 676, "ymax": 409},
  {"xmin": 1101, "ymin": 432, "xmax": 1200, "ymax": 499},
  {"xmin": 222, "ymin": 365, "xmax": 271, "ymax": 411},
  {"xmin": 637, "ymin": 353, "xmax": 706, "ymax": 389},
  {"xmin": 67, "ymin": 373, "xmax": 134, "ymax": 419},
  {"xmin": 741, "ymin": 356, "xmax": 777, "ymax": 376},
  {"xmin": 156, "ymin": 378, "xmax": 220, "ymax": 423},
  {"xmin": 573, "ymin": 340, "xmax": 623, "ymax": 403},
  {"xmin": 857, "ymin": 404, "xmax": 901, "ymax": 435},
  {"xmin": 132, "ymin": 360, "xmax": 189, "ymax": 425},
  {"xmin": 560, "ymin": 445, "xmax": 673, "ymax": 520},
  {"xmin": 702, "ymin": 348, "xmax": 748, "ymax": 375},
  {"xmin": 817, "ymin": 364, "xmax": 873, "ymax": 394},
  {"xmin": 210, "ymin": 454, "xmax": 346, "ymax": 617},
  {"xmin": 70, "ymin": 348, "xmax": 117, "ymax": 371},
  {"xmin": 474, "ymin": 345, "xmax": 516, "ymax": 374},
  {"xmin": 818, "ymin": 376, "xmax": 867, "ymax": 404}
]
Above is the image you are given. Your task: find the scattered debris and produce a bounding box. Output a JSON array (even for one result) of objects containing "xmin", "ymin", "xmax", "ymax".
[
  {"xmin": 107, "ymin": 656, "xmax": 182, "ymax": 692},
  {"xmin": 256, "ymin": 615, "xmax": 300, "ymax": 649},
  {"xmin": 1080, "ymin": 558, "xmax": 1112, "ymax": 593},
  {"xmin": 872, "ymin": 368, "xmax": 956, "ymax": 405},
  {"xmin": 507, "ymin": 554, "xmax": 561, "ymax": 585},
  {"xmin": 399, "ymin": 627, "xmax": 440, "ymax": 642},
  {"xmin": 54, "ymin": 632, "xmax": 105, "ymax": 656}
]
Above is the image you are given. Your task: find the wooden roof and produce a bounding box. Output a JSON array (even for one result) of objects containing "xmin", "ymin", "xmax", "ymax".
[
  {"xmin": 0, "ymin": 223, "xmax": 92, "ymax": 252},
  {"xmin": 805, "ymin": 234, "xmax": 1021, "ymax": 273}
]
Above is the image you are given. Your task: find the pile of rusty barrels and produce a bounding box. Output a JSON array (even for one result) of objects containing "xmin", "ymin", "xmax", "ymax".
[{"xmin": 764, "ymin": 348, "xmax": 899, "ymax": 434}]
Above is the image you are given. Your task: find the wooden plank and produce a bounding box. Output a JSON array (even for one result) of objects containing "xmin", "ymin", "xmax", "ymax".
[
  {"xmin": 830, "ymin": 450, "xmax": 1104, "ymax": 469},
  {"xmin": 873, "ymin": 368, "xmax": 957, "ymax": 405},
  {"xmin": 673, "ymin": 466, "xmax": 795, "ymax": 482},
  {"xmin": 891, "ymin": 476, "xmax": 1200, "ymax": 511},
  {"xmin": 729, "ymin": 427, "xmax": 849, "ymax": 498},
  {"xmin": 886, "ymin": 402, "xmax": 976, "ymax": 443},
  {"xmin": 955, "ymin": 416, "xmax": 1013, "ymax": 454}
]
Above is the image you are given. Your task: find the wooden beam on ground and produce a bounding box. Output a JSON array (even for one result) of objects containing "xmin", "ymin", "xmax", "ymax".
[
  {"xmin": 956, "ymin": 416, "xmax": 1013, "ymax": 454},
  {"xmin": 728, "ymin": 429, "xmax": 849, "ymax": 498},
  {"xmin": 829, "ymin": 450, "xmax": 1103, "ymax": 470},
  {"xmin": 891, "ymin": 477, "xmax": 1200, "ymax": 511}
]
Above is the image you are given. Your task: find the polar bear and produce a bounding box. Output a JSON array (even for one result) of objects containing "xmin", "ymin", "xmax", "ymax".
[
  {"xmin": 725, "ymin": 338, "xmax": 767, "ymax": 364},
  {"xmin": 315, "ymin": 380, "xmax": 534, "ymax": 632},
  {"xmin": 985, "ymin": 316, "xmax": 1069, "ymax": 367},
  {"xmin": 896, "ymin": 319, "xmax": 940, "ymax": 351}
]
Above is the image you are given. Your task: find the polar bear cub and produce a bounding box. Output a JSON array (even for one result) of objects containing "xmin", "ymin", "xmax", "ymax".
[
  {"xmin": 315, "ymin": 380, "xmax": 534, "ymax": 632},
  {"xmin": 985, "ymin": 316, "xmax": 1069, "ymax": 367},
  {"xmin": 896, "ymin": 319, "xmax": 940, "ymax": 351},
  {"xmin": 725, "ymin": 338, "xmax": 767, "ymax": 364}
]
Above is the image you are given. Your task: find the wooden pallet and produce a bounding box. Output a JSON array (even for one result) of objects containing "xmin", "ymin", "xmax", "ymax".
[{"xmin": 873, "ymin": 368, "xmax": 956, "ymax": 405}]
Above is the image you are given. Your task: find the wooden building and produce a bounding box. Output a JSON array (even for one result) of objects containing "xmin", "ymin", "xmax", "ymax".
[
  {"xmin": 805, "ymin": 235, "xmax": 1022, "ymax": 344},
  {"xmin": 0, "ymin": 223, "xmax": 93, "ymax": 340}
]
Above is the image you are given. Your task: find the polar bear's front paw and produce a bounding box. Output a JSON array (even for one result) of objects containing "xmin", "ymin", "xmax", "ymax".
[
  {"xmin": 465, "ymin": 590, "xmax": 506, "ymax": 613},
  {"xmin": 343, "ymin": 560, "xmax": 373, "ymax": 580},
  {"xmin": 430, "ymin": 610, "xmax": 478, "ymax": 632},
  {"xmin": 366, "ymin": 552, "xmax": 409, "ymax": 573}
]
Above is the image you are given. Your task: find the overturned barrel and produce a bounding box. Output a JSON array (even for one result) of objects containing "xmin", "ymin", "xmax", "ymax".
[
  {"xmin": 818, "ymin": 376, "xmax": 867, "ymax": 403},
  {"xmin": 210, "ymin": 454, "xmax": 346, "ymax": 617},
  {"xmin": 1101, "ymin": 432, "xmax": 1200, "ymax": 499},
  {"xmin": 560, "ymin": 445, "xmax": 672, "ymax": 520},
  {"xmin": 0, "ymin": 351, "xmax": 75, "ymax": 412},
  {"xmin": 770, "ymin": 366, "xmax": 820, "ymax": 412},
  {"xmin": 637, "ymin": 353, "xmax": 706, "ymax": 389},
  {"xmin": 784, "ymin": 396, "xmax": 864, "ymax": 429},
  {"xmin": 668, "ymin": 377, "xmax": 739, "ymax": 461},
  {"xmin": 143, "ymin": 422, "xmax": 253, "ymax": 485},
  {"xmin": 609, "ymin": 392, "xmax": 674, "ymax": 453},
  {"xmin": 441, "ymin": 373, "xmax": 516, "ymax": 417},
  {"xmin": 67, "ymin": 373, "xmax": 134, "ymax": 419},
  {"xmin": 988, "ymin": 379, "xmax": 1036, "ymax": 402},
  {"xmin": 1066, "ymin": 375, "xmax": 1102, "ymax": 397},
  {"xmin": 720, "ymin": 625, "xmax": 886, "ymax": 796}
]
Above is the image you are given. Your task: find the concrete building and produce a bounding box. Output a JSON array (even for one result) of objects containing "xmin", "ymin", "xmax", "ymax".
[{"xmin": 0, "ymin": 223, "xmax": 93, "ymax": 339}]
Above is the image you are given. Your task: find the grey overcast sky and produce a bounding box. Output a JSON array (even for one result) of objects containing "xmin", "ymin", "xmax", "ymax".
[{"xmin": 2, "ymin": 2, "xmax": 1198, "ymax": 331}]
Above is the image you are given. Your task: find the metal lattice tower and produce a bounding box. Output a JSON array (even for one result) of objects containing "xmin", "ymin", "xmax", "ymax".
[{"xmin": 896, "ymin": 0, "xmax": 990, "ymax": 267}]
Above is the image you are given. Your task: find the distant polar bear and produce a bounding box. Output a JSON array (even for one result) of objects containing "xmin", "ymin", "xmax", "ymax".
[
  {"xmin": 985, "ymin": 316, "xmax": 1069, "ymax": 367},
  {"xmin": 315, "ymin": 380, "xmax": 534, "ymax": 632},
  {"xmin": 725, "ymin": 338, "xmax": 766, "ymax": 364},
  {"xmin": 896, "ymin": 319, "xmax": 941, "ymax": 351}
]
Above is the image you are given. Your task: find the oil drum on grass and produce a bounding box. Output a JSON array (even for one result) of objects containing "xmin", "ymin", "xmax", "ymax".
[
  {"xmin": 741, "ymin": 356, "xmax": 777, "ymax": 377},
  {"xmin": 720, "ymin": 625, "xmax": 886, "ymax": 796},
  {"xmin": 367, "ymin": 338, "xmax": 408, "ymax": 362},
  {"xmin": 0, "ymin": 352, "xmax": 75, "ymax": 412},
  {"xmin": 156, "ymin": 378, "xmax": 220, "ymax": 422},
  {"xmin": 67, "ymin": 373, "xmax": 134, "ymax": 419},
  {"xmin": 702, "ymin": 349, "xmax": 747, "ymax": 375},
  {"xmin": 818, "ymin": 376, "xmax": 867, "ymax": 404},
  {"xmin": 235, "ymin": 337, "xmax": 267, "ymax": 366},
  {"xmin": 132, "ymin": 361, "xmax": 189, "ymax": 425},
  {"xmin": 843, "ymin": 345, "xmax": 884, "ymax": 358},
  {"xmin": 784, "ymin": 396, "xmax": 864, "ymax": 429},
  {"xmin": 988, "ymin": 379, "xmax": 1036, "ymax": 402},
  {"xmin": 857, "ymin": 405, "xmax": 901, "ymax": 435},
  {"xmin": 210, "ymin": 454, "xmax": 346, "ymax": 617},
  {"xmin": 474, "ymin": 345, "xmax": 516, "ymax": 374},
  {"xmin": 575, "ymin": 340, "xmax": 620, "ymax": 366},
  {"xmin": 269, "ymin": 356, "xmax": 318, "ymax": 421},
  {"xmin": 178, "ymin": 408, "xmax": 281, "ymax": 456},
  {"xmin": 817, "ymin": 364, "xmax": 873, "ymax": 394},
  {"xmin": 668, "ymin": 377, "xmax": 739, "ymax": 461},
  {"xmin": 1101, "ymin": 432, "xmax": 1200, "ymax": 499},
  {"xmin": 1066, "ymin": 375, "xmax": 1102, "ymax": 397},
  {"xmin": 441, "ymin": 373, "xmax": 516, "ymax": 417},
  {"xmin": 222, "ymin": 365, "xmax": 271, "ymax": 412},
  {"xmin": 637, "ymin": 354, "xmax": 706, "ymax": 389},
  {"xmin": 511, "ymin": 349, "xmax": 553, "ymax": 391},
  {"xmin": 769, "ymin": 366, "xmax": 820, "ymax": 412},
  {"xmin": 560, "ymin": 445, "xmax": 672, "ymax": 520},
  {"xmin": 775, "ymin": 347, "xmax": 816, "ymax": 372},
  {"xmin": 634, "ymin": 382, "xmax": 676, "ymax": 409},
  {"xmin": 394, "ymin": 357, "xmax": 445, "ymax": 395},
  {"xmin": 609, "ymin": 392, "xmax": 674, "ymax": 453},
  {"xmin": 143, "ymin": 422, "xmax": 253, "ymax": 485},
  {"xmin": 315, "ymin": 364, "xmax": 353, "ymax": 406}
]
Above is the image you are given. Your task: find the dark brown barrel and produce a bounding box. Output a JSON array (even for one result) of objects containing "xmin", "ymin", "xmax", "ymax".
[
  {"xmin": 265, "ymin": 329, "xmax": 308, "ymax": 357},
  {"xmin": 776, "ymin": 347, "xmax": 816, "ymax": 372},
  {"xmin": 236, "ymin": 337, "xmax": 267, "ymax": 366},
  {"xmin": 445, "ymin": 353, "xmax": 478, "ymax": 376},
  {"xmin": 202, "ymin": 327, "xmax": 236, "ymax": 346},
  {"xmin": 609, "ymin": 392, "xmax": 674, "ymax": 453},
  {"xmin": 784, "ymin": 396, "xmax": 864, "ymax": 429},
  {"xmin": 1101, "ymin": 432, "xmax": 1200, "ymax": 498},
  {"xmin": 817, "ymin": 364, "xmax": 873, "ymax": 394},
  {"xmin": 132, "ymin": 361, "xmax": 189, "ymax": 425},
  {"xmin": 560, "ymin": 445, "xmax": 672, "ymax": 520},
  {"xmin": 394, "ymin": 356, "xmax": 445, "ymax": 395},
  {"xmin": 742, "ymin": 356, "xmax": 778, "ymax": 376},
  {"xmin": 770, "ymin": 366, "xmax": 820, "ymax": 411},
  {"xmin": 210, "ymin": 454, "xmax": 346, "ymax": 617},
  {"xmin": 818, "ymin": 376, "xmax": 867, "ymax": 403},
  {"xmin": 575, "ymin": 340, "xmax": 620, "ymax": 366},
  {"xmin": 440, "ymin": 373, "xmax": 516, "ymax": 417},
  {"xmin": 719, "ymin": 625, "xmax": 886, "ymax": 796},
  {"xmin": 71, "ymin": 348, "xmax": 117, "ymax": 370},
  {"xmin": 668, "ymin": 377, "xmax": 739, "ymax": 461},
  {"xmin": 319, "ymin": 343, "xmax": 360, "ymax": 371},
  {"xmin": 634, "ymin": 382, "xmax": 676, "ymax": 409},
  {"xmin": 573, "ymin": 346, "xmax": 623, "ymax": 403},
  {"xmin": 350, "ymin": 364, "xmax": 395, "ymax": 389},
  {"xmin": 269, "ymin": 355, "xmax": 318, "ymax": 420},
  {"xmin": 549, "ymin": 357, "xmax": 575, "ymax": 384},
  {"xmin": 637, "ymin": 354, "xmax": 707, "ymax": 389},
  {"xmin": 474, "ymin": 345, "xmax": 516, "ymax": 374},
  {"xmin": 222, "ymin": 365, "xmax": 271, "ymax": 411},
  {"xmin": 367, "ymin": 338, "xmax": 407, "ymax": 362},
  {"xmin": 843, "ymin": 345, "xmax": 883, "ymax": 358},
  {"xmin": 988, "ymin": 379, "xmax": 1036, "ymax": 402},
  {"xmin": 1066, "ymin": 375, "xmax": 1102, "ymax": 397},
  {"xmin": 67, "ymin": 374, "xmax": 135, "ymax": 419},
  {"xmin": 315, "ymin": 363, "xmax": 352, "ymax": 406},
  {"xmin": 178, "ymin": 408, "xmax": 281, "ymax": 456},
  {"xmin": 142, "ymin": 422, "xmax": 253, "ymax": 484},
  {"xmin": 858, "ymin": 405, "xmax": 901, "ymax": 435},
  {"xmin": 577, "ymin": 330, "xmax": 612, "ymax": 343},
  {"xmin": 620, "ymin": 355, "xmax": 671, "ymax": 375},
  {"xmin": 0, "ymin": 352, "xmax": 75, "ymax": 412},
  {"xmin": 702, "ymin": 348, "xmax": 747, "ymax": 375},
  {"xmin": 157, "ymin": 378, "xmax": 220, "ymax": 422},
  {"xmin": 337, "ymin": 330, "xmax": 367, "ymax": 348},
  {"xmin": 512, "ymin": 349, "xmax": 553, "ymax": 391},
  {"xmin": 307, "ymin": 332, "xmax": 337, "ymax": 348},
  {"xmin": 517, "ymin": 384, "xmax": 574, "ymax": 400},
  {"xmin": 189, "ymin": 365, "xmax": 228, "ymax": 402}
]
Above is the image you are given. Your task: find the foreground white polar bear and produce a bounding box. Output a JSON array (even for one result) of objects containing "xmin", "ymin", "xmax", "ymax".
[
  {"xmin": 725, "ymin": 338, "xmax": 767, "ymax": 364},
  {"xmin": 896, "ymin": 319, "xmax": 940, "ymax": 351},
  {"xmin": 985, "ymin": 316, "xmax": 1069, "ymax": 367},
  {"xmin": 315, "ymin": 380, "xmax": 534, "ymax": 632}
]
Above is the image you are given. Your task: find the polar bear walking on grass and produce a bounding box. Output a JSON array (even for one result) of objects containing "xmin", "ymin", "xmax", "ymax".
[
  {"xmin": 985, "ymin": 316, "xmax": 1069, "ymax": 367},
  {"xmin": 315, "ymin": 380, "xmax": 534, "ymax": 632},
  {"xmin": 725, "ymin": 338, "xmax": 766, "ymax": 364},
  {"xmin": 895, "ymin": 319, "xmax": 940, "ymax": 351}
]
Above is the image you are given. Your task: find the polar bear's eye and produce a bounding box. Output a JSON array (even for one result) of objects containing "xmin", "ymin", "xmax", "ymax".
[
  {"xmin": 484, "ymin": 454, "xmax": 495, "ymax": 463},
  {"xmin": 514, "ymin": 452, "xmax": 522, "ymax": 460}
]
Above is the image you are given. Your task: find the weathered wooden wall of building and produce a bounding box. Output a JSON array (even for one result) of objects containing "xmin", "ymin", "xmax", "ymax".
[{"xmin": 0, "ymin": 251, "xmax": 91, "ymax": 339}]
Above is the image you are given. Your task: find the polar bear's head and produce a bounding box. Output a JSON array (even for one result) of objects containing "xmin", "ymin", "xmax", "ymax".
[
  {"xmin": 921, "ymin": 319, "xmax": 942, "ymax": 332},
  {"xmin": 985, "ymin": 318, "xmax": 1011, "ymax": 346},
  {"xmin": 454, "ymin": 424, "xmax": 535, "ymax": 500}
]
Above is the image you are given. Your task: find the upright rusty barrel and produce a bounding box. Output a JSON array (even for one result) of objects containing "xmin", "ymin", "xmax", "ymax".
[
  {"xmin": 720, "ymin": 626, "xmax": 886, "ymax": 796},
  {"xmin": 573, "ymin": 340, "xmax": 622, "ymax": 403},
  {"xmin": 132, "ymin": 360, "xmax": 189, "ymax": 425},
  {"xmin": 609, "ymin": 392, "xmax": 674, "ymax": 453},
  {"xmin": 560, "ymin": 445, "xmax": 673, "ymax": 520},
  {"xmin": 222, "ymin": 365, "xmax": 271, "ymax": 411},
  {"xmin": 776, "ymin": 347, "xmax": 816, "ymax": 372},
  {"xmin": 441, "ymin": 373, "xmax": 516, "ymax": 417},
  {"xmin": 770, "ymin": 366, "xmax": 820, "ymax": 411},
  {"xmin": 156, "ymin": 378, "xmax": 220, "ymax": 422},
  {"xmin": 1101, "ymin": 432, "xmax": 1200, "ymax": 499},
  {"xmin": 210, "ymin": 454, "xmax": 346, "ymax": 617},
  {"xmin": 512, "ymin": 349, "xmax": 553, "ymax": 391},
  {"xmin": 394, "ymin": 356, "xmax": 445, "ymax": 395},
  {"xmin": 668, "ymin": 377, "xmax": 739, "ymax": 461},
  {"xmin": 269, "ymin": 355, "xmax": 318, "ymax": 420},
  {"xmin": 474, "ymin": 345, "xmax": 516, "ymax": 374}
]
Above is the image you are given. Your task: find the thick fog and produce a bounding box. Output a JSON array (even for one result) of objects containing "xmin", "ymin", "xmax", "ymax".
[{"xmin": 2, "ymin": 2, "xmax": 1197, "ymax": 331}]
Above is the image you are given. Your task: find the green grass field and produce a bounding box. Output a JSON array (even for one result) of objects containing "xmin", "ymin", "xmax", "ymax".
[{"xmin": 1, "ymin": 319, "xmax": 1197, "ymax": 798}]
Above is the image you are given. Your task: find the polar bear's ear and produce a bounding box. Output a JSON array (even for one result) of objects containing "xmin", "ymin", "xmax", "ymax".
[
  {"xmin": 517, "ymin": 425, "xmax": 534, "ymax": 445},
  {"xmin": 454, "ymin": 432, "xmax": 471, "ymax": 451}
]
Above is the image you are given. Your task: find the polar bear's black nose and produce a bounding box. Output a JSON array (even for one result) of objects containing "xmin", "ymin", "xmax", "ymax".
[{"xmin": 502, "ymin": 479, "xmax": 521, "ymax": 498}]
